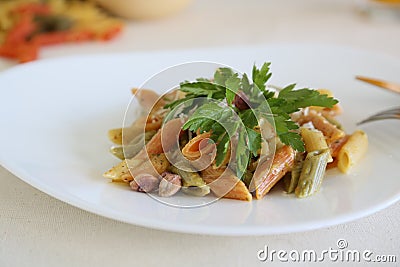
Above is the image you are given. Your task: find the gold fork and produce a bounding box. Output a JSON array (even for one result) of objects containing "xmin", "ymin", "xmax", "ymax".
[{"xmin": 356, "ymin": 75, "xmax": 400, "ymax": 94}]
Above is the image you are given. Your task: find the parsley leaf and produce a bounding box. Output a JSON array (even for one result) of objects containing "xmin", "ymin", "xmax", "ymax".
[
  {"xmin": 252, "ymin": 62, "xmax": 272, "ymax": 92},
  {"xmin": 182, "ymin": 102, "xmax": 250, "ymax": 177},
  {"xmin": 165, "ymin": 63, "xmax": 340, "ymax": 177},
  {"xmin": 277, "ymin": 84, "xmax": 338, "ymax": 113},
  {"xmin": 225, "ymin": 73, "xmax": 241, "ymax": 106},
  {"xmin": 214, "ymin": 67, "xmax": 234, "ymax": 86},
  {"xmin": 245, "ymin": 127, "xmax": 262, "ymax": 157}
]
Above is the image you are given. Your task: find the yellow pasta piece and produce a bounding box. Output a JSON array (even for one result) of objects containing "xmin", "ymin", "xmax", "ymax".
[
  {"xmin": 108, "ymin": 128, "xmax": 123, "ymax": 145},
  {"xmin": 337, "ymin": 130, "xmax": 368, "ymax": 173},
  {"xmin": 300, "ymin": 127, "xmax": 333, "ymax": 162},
  {"xmin": 104, "ymin": 153, "xmax": 169, "ymax": 183},
  {"xmin": 103, "ymin": 157, "xmax": 143, "ymax": 183}
]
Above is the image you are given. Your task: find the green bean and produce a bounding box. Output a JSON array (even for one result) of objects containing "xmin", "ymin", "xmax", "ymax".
[
  {"xmin": 170, "ymin": 166, "xmax": 210, "ymax": 196},
  {"xmin": 110, "ymin": 130, "xmax": 156, "ymax": 160},
  {"xmin": 295, "ymin": 149, "xmax": 330, "ymax": 198}
]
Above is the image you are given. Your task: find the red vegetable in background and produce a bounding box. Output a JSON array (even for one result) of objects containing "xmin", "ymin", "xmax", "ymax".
[{"xmin": 0, "ymin": 2, "xmax": 123, "ymax": 63}]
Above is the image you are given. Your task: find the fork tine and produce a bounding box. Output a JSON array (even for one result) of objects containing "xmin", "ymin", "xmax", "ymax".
[
  {"xmin": 357, "ymin": 106, "xmax": 400, "ymax": 125},
  {"xmin": 373, "ymin": 107, "xmax": 400, "ymax": 116}
]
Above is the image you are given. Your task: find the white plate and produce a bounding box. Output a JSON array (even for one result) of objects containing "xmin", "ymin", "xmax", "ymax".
[{"xmin": 1, "ymin": 44, "xmax": 399, "ymax": 235}]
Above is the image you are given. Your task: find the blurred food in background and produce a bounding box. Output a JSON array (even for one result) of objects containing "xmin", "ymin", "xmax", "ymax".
[
  {"xmin": 357, "ymin": 0, "xmax": 400, "ymax": 19},
  {"xmin": 94, "ymin": 0, "xmax": 192, "ymax": 20},
  {"xmin": 0, "ymin": 0, "xmax": 123, "ymax": 63}
]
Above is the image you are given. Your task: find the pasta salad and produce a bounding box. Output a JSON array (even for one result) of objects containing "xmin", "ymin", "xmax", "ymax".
[{"xmin": 104, "ymin": 63, "xmax": 368, "ymax": 201}]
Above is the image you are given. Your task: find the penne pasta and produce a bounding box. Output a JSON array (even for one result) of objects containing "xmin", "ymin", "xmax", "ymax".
[
  {"xmin": 283, "ymin": 153, "xmax": 304, "ymax": 194},
  {"xmin": 201, "ymin": 166, "xmax": 252, "ymax": 201},
  {"xmin": 104, "ymin": 157, "xmax": 143, "ymax": 183},
  {"xmin": 0, "ymin": 0, "xmax": 123, "ymax": 62},
  {"xmin": 132, "ymin": 88, "xmax": 165, "ymax": 111},
  {"xmin": 295, "ymin": 148, "xmax": 331, "ymax": 198},
  {"xmin": 253, "ymin": 145, "xmax": 296, "ymax": 199},
  {"xmin": 298, "ymin": 109, "xmax": 345, "ymax": 144},
  {"xmin": 110, "ymin": 130, "xmax": 157, "ymax": 160},
  {"xmin": 329, "ymin": 135, "xmax": 349, "ymax": 158},
  {"xmin": 145, "ymin": 114, "xmax": 163, "ymax": 132},
  {"xmin": 300, "ymin": 127, "xmax": 333, "ymax": 162},
  {"xmin": 108, "ymin": 127, "xmax": 124, "ymax": 145},
  {"xmin": 104, "ymin": 153, "xmax": 169, "ymax": 183},
  {"xmin": 337, "ymin": 130, "xmax": 368, "ymax": 173},
  {"xmin": 121, "ymin": 116, "xmax": 147, "ymax": 145},
  {"xmin": 182, "ymin": 132, "xmax": 216, "ymax": 170},
  {"xmin": 182, "ymin": 132, "xmax": 212, "ymax": 160},
  {"xmin": 145, "ymin": 118, "xmax": 185, "ymax": 154}
]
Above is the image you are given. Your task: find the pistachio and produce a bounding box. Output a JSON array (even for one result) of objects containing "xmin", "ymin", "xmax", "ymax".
[
  {"xmin": 158, "ymin": 172, "xmax": 182, "ymax": 197},
  {"xmin": 129, "ymin": 174, "xmax": 160, "ymax": 193}
]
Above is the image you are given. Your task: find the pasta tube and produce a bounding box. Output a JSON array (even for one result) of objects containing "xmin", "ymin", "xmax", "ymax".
[
  {"xmin": 103, "ymin": 157, "xmax": 143, "ymax": 183},
  {"xmin": 300, "ymin": 127, "xmax": 333, "ymax": 162},
  {"xmin": 145, "ymin": 114, "xmax": 163, "ymax": 132},
  {"xmin": 108, "ymin": 127, "xmax": 124, "ymax": 145},
  {"xmin": 337, "ymin": 130, "xmax": 368, "ymax": 173},
  {"xmin": 182, "ymin": 132, "xmax": 213, "ymax": 161},
  {"xmin": 108, "ymin": 116, "xmax": 148, "ymax": 145},
  {"xmin": 170, "ymin": 166, "xmax": 210, "ymax": 197},
  {"xmin": 104, "ymin": 153, "xmax": 169, "ymax": 183},
  {"xmin": 254, "ymin": 145, "xmax": 295, "ymax": 199},
  {"xmin": 145, "ymin": 118, "xmax": 185, "ymax": 154},
  {"xmin": 298, "ymin": 110, "xmax": 345, "ymax": 144},
  {"xmin": 295, "ymin": 148, "xmax": 331, "ymax": 198},
  {"xmin": 131, "ymin": 88, "xmax": 165, "ymax": 111},
  {"xmin": 329, "ymin": 135, "xmax": 349, "ymax": 158},
  {"xmin": 201, "ymin": 166, "xmax": 252, "ymax": 201},
  {"xmin": 110, "ymin": 130, "xmax": 156, "ymax": 160},
  {"xmin": 322, "ymin": 113, "xmax": 343, "ymax": 130},
  {"xmin": 283, "ymin": 153, "xmax": 304, "ymax": 194},
  {"xmin": 182, "ymin": 132, "xmax": 216, "ymax": 170}
]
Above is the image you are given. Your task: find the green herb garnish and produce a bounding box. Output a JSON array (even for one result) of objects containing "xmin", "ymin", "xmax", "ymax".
[{"xmin": 164, "ymin": 63, "xmax": 338, "ymax": 178}]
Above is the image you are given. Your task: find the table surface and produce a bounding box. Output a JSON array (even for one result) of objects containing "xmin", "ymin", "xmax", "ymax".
[{"xmin": 1, "ymin": 0, "xmax": 399, "ymax": 266}]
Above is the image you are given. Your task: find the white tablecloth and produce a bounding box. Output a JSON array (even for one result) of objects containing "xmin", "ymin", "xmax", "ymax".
[{"xmin": 1, "ymin": 1, "xmax": 399, "ymax": 266}]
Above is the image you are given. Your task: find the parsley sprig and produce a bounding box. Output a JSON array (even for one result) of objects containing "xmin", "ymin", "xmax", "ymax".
[{"xmin": 164, "ymin": 63, "xmax": 338, "ymax": 178}]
